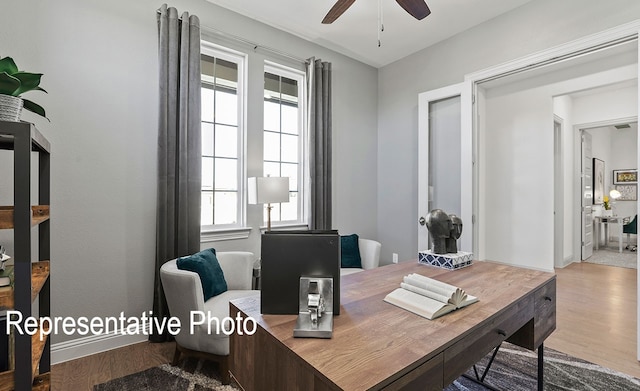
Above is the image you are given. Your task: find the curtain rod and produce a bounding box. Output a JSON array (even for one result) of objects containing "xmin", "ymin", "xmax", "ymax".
[{"xmin": 156, "ymin": 8, "xmax": 309, "ymax": 65}]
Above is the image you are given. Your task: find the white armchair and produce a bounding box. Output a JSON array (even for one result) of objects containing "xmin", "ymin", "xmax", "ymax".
[
  {"xmin": 160, "ymin": 251, "xmax": 259, "ymax": 384},
  {"xmin": 340, "ymin": 238, "xmax": 382, "ymax": 276}
]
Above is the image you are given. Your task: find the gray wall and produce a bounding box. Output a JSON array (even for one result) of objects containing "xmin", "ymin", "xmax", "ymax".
[
  {"xmin": 0, "ymin": 0, "xmax": 378, "ymax": 345},
  {"xmin": 377, "ymin": 0, "xmax": 640, "ymax": 264}
]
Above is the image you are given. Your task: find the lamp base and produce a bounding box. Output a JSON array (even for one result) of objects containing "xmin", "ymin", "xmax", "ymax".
[{"xmin": 267, "ymin": 204, "xmax": 273, "ymax": 232}]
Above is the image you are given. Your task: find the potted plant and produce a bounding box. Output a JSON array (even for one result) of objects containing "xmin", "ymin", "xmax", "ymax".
[{"xmin": 0, "ymin": 56, "xmax": 47, "ymax": 122}]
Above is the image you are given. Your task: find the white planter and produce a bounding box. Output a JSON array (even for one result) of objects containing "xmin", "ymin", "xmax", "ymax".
[
  {"xmin": 0, "ymin": 95, "xmax": 23, "ymax": 122},
  {"xmin": 602, "ymin": 209, "xmax": 613, "ymax": 217}
]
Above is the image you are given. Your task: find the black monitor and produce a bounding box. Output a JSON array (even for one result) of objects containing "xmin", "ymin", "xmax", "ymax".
[{"xmin": 260, "ymin": 230, "xmax": 341, "ymax": 315}]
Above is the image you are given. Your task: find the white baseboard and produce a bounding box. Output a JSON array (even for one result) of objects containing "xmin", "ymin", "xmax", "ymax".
[
  {"xmin": 556, "ymin": 255, "xmax": 574, "ymax": 269},
  {"xmin": 51, "ymin": 327, "xmax": 150, "ymax": 364}
]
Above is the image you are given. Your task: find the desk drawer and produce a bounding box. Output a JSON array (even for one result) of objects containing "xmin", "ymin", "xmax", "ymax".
[
  {"xmin": 443, "ymin": 296, "xmax": 533, "ymax": 385},
  {"xmin": 382, "ymin": 353, "xmax": 443, "ymax": 391}
]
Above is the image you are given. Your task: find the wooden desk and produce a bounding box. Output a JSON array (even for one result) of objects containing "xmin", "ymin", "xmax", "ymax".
[{"xmin": 230, "ymin": 261, "xmax": 556, "ymax": 391}]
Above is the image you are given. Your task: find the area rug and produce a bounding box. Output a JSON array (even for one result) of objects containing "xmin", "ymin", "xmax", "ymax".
[
  {"xmin": 584, "ymin": 247, "xmax": 637, "ymax": 269},
  {"xmin": 94, "ymin": 343, "xmax": 640, "ymax": 390}
]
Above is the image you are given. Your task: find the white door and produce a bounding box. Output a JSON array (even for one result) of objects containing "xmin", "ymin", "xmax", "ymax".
[
  {"xmin": 581, "ymin": 131, "xmax": 594, "ymax": 260},
  {"xmin": 418, "ymin": 83, "xmax": 473, "ymax": 253}
]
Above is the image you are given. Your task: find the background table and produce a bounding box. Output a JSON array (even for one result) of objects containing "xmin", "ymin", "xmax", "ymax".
[{"xmin": 594, "ymin": 215, "xmax": 630, "ymax": 253}]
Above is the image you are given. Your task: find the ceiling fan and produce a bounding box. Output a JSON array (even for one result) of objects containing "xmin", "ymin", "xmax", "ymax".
[{"xmin": 322, "ymin": 0, "xmax": 431, "ymax": 24}]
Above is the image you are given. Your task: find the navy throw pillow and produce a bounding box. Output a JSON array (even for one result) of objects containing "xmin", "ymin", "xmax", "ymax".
[
  {"xmin": 340, "ymin": 234, "xmax": 362, "ymax": 268},
  {"xmin": 177, "ymin": 248, "xmax": 228, "ymax": 301}
]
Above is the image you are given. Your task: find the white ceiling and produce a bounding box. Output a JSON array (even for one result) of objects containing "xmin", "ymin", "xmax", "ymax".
[{"xmin": 206, "ymin": 0, "xmax": 534, "ymax": 68}]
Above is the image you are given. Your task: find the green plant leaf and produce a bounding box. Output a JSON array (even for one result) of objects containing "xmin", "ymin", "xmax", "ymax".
[
  {"xmin": 0, "ymin": 72, "xmax": 20, "ymax": 95},
  {"xmin": 22, "ymin": 98, "xmax": 48, "ymax": 121},
  {"xmin": 0, "ymin": 57, "xmax": 18, "ymax": 75},
  {"xmin": 11, "ymin": 72, "xmax": 43, "ymax": 96}
]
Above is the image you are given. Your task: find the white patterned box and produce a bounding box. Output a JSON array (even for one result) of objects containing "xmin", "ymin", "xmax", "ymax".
[{"xmin": 418, "ymin": 250, "xmax": 473, "ymax": 270}]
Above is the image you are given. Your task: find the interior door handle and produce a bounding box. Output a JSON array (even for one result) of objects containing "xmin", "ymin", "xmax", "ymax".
[{"xmin": 419, "ymin": 216, "xmax": 426, "ymax": 226}]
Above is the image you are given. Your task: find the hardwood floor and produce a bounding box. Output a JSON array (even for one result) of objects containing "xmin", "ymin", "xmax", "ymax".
[
  {"xmin": 51, "ymin": 340, "xmax": 175, "ymax": 390},
  {"xmin": 546, "ymin": 261, "xmax": 640, "ymax": 379},
  {"xmin": 51, "ymin": 261, "xmax": 640, "ymax": 390}
]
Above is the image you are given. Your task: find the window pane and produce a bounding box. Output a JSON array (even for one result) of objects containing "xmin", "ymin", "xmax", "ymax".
[
  {"xmin": 215, "ymin": 90, "xmax": 238, "ymax": 125},
  {"xmin": 264, "ymin": 162, "xmax": 280, "ymax": 178},
  {"xmin": 280, "ymin": 192, "xmax": 298, "ymax": 221},
  {"xmin": 264, "ymin": 101, "xmax": 280, "ymax": 131},
  {"xmin": 202, "ymin": 157, "xmax": 214, "ymax": 190},
  {"xmin": 215, "ymin": 158, "xmax": 237, "ymax": 191},
  {"xmin": 201, "ymin": 48, "xmax": 244, "ymax": 229},
  {"xmin": 202, "ymin": 123, "xmax": 214, "ymax": 156},
  {"xmin": 281, "ymin": 163, "xmax": 298, "ymax": 191},
  {"xmin": 215, "ymin": 125, "xmax": 237, "ymax": 158},
  {"xmin": 281, "ymin": 104, "xmax": 298, "ymax": 135},
  {"xmin": 201, "ymin": 191, "xmax": 214, "ymax": 226},
  {"xmin": 202, "ymin": 87, "xmax": 215, "ymax": 123},
  {"xmin": 281, "ymin": 76, "xmax": 298, "ymax": 99},
  {"xmin": 281, "ymin": 134, "xmax": 298, "ymax": 163},
  {"xmin": 201, "ymin": 55, "xmax": 215, "ymax": 78},
  {"xmin": 215, "ymin": 58, "xmax": 238, "ymax": 87},
  {"xmin": 264, "ymin": 72, "xmax": 280, "ymax": 95},
  {"xmin": 264, "ymin": 131, "xmax": 280, "ymax": 161},
  {"xmin": 263, "ymin": 66, "xmax": 305, "ymax": 226},
  {"xmin": 214, "ymin": 192, "xmax": 237, "ymax": 225}
]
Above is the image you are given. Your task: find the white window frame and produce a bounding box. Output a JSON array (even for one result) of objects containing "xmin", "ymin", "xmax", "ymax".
[
  {"xmin": 263, "ymin": 61, "xmax": 308, "ymax": 229},
  {"xmin": 200, "ymin": 41, "xmax": 250, "ymax": 242}
]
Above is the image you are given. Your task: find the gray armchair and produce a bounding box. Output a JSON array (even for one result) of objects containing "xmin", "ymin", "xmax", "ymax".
[
  {"xmin": 340, "ymin": 238, "xmax": 382, "ymax": 276},
  {"xmin": 160, "ymin": 251, "xmax": 259, "ymax": 384}
]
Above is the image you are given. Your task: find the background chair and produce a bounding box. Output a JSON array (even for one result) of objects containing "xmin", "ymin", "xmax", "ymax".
[
  {"xmin": 160, "ymin": 251, "xmax": 259, "ymax": 384},
  {"xmin": 340, "ymin": 238, "xmax": 382, "ymax": 276},
  {"xmin": 624, "ymin": 215, "xmax": 637, "ymax": 250}
]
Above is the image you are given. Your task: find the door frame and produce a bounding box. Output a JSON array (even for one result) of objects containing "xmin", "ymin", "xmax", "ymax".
[
  {"xmin": 417, "ymin": 83, "xmax": 473, "ymax": 253},
  {"xmin": 460, "ymin": 20, "xmax": 640, "ymax": 359},
  {"xmin": 573, "ymin": 116, "xmax": 638, "ymax": 264},
  {"xmin": 554, "ymin": 115, "xmax": 565, "ymax": 268}
]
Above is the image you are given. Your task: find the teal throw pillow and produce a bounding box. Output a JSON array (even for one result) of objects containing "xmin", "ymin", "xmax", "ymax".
[
  {"xmin": 340, "ymin": 234, "xmax": 362, "ymax": 268},
  {"xmin": 177, "ymin": 248, "xmax": 228, "ymax": 301}
]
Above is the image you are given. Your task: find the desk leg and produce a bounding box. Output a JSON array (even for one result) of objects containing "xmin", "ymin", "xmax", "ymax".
[
  {"xmin": 461, "ymin": 343, "xmax": 545, "ymax": 391},
  {"xmin": 595, "ymin": 221, "xmax": 600, "ymax": 250},
  {"xmin": 538, "ymin": 343, "xmax": 544, "ymax": 391},
  {"xmin": 620, "ymin": 222, "xmax": 624, "ymax": 253}
]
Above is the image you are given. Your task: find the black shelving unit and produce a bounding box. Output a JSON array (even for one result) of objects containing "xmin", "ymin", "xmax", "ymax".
[{"xmin": 0, "ymin": 121, "xmax": 51, "ymax": 391}]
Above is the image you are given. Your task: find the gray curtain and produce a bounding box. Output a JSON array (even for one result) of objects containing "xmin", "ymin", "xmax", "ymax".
[
  {"xmin": 307, "ymin": 58, "xmax": 333, "ymax": 230},
  {"xmin": 151, "ymin": 4, "xmax": 202, "ymax": 342}
]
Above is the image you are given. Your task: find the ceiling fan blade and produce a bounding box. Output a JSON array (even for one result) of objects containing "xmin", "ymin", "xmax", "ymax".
[
  {"xmin": 396, "ymin": 0, "xmax": 431, "ymax": 20},
  {"xmin": 322, "ymin": 0, "xmax": 357, "ymax": 24}
]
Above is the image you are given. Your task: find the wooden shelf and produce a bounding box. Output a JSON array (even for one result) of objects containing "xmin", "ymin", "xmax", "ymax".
[
  {"xmin": 32, "ymin": 372, "xmax": 50, "ymax": 391},
  {"xmin": 0, "ymin": 371, "xmax": 50, "ymax": 391},
  {"xmin": 31, "ymin": 321, "xmax": 49, "ymax": 381},
  {"xmin": 0, "ymin": 322, "xmax": 50, "ymax": 391},
  {"xmin": 0, "ymin": 121, "xmax": 51, "ymax": 390},
  {"xmin": 0, "ymin": 370, "xmax": 13, "ymax": 391},
  {"xmin": 0, "ymin": 261, "xmax": 50, "ymax": 310},
  {"xmin": 0, "ymin": 206, "xmax": 50, "ymax": 230}
]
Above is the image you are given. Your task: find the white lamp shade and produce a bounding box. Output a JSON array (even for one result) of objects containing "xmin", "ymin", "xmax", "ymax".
[
  {"xmin": 248, "ymin": 177, "xmax": 290, "ymax": 204},
  {"xmin": 610, "ymin": 189, "xmax": 622, "ymax": 200}
]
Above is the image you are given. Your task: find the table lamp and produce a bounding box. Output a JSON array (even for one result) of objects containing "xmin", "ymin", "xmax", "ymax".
[
  {"xmin": 609, "ymin": 189, "xmax": 621, "ymax": 216},
  {"xmin": 248, "ymin": 176, "xmax": 290, "ymax": 231}
]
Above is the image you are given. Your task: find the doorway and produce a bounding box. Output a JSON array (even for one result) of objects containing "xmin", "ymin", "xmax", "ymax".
[
  {"xmin": 418, "ymin": 22, "xmax": 640, "ymax": 361},
  {"xmin": 575, "ymin": 119, "xmax": 639, "ymax": 267}
]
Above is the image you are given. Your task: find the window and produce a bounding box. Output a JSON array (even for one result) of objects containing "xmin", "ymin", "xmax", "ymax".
[
  {"xmin": 200, "ymin": 45, "xmax": 245, "ymax": 231},
  {"xmin": 263, "ymin": 63, "xmax": 306, "ymax": 226}
]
